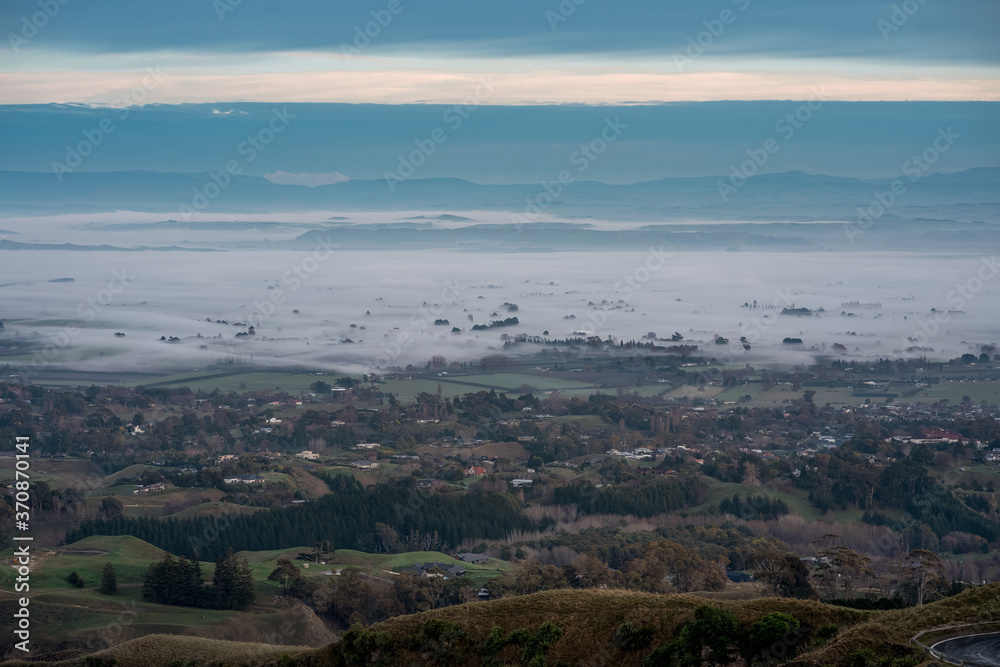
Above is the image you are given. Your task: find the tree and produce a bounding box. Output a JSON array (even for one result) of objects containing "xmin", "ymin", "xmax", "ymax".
[
  {"xmin": 100, "ymin": 496, "xmax": 124, "ymax": 520},
  {"xmin": 99, "ymin": 562, "xmax": 118, "ymax": 595},
  {"xmin": 212, "ymin": 549, "xmax": 256, "ymax": 610},
  {"xmin": 909, "ymin": 442, "xmax": 934, "ymax": 465},
  {"xmin": 268, "ymin": 557, "xmax": 307, "ymax": 596},
  {"xmin": 896, "ymin": 549, "xmax": 945, "ymax": 605},
  {"xmin": 677, "ymin": 605, "xmax": 739, "ymax": 664},
  {"xmin": 747, "ymin": 612, "xmax": 800, "ymax": 662},
  {"xmin": 755, "ymin": 553, "xmax": 816, "ymax": 600},
  {"xmin": 813, "ymin": 538, "xmax": 872, "ymax": 600}
]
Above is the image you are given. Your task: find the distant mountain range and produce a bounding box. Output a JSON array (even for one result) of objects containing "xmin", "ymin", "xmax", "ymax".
[{"xmin": 0, "ymin": 167, "xmax": 997, "ymax": 223}]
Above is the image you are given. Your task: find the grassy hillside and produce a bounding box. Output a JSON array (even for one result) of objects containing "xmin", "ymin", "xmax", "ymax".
[{"xmin": 3, "ymin": 585, "xmax": 997, "ymax": 665}]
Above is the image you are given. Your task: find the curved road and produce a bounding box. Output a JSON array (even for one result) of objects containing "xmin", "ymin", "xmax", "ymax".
[{"xmin": 933, "ymin": 632, "xmax": 1000, "ymax": 667}]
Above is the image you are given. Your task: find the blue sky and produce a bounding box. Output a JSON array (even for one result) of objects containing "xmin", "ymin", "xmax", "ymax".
[
  {"xmin": 1, "ymin": 0, "xmax": 998, "ymax": 104},
  {"xmin": 1, "ymin": 2, "xmax": 997, "ymax": 183},
  {"xmin": 2, "ymin": 102, "xmax": 996, "ymax": 182}
]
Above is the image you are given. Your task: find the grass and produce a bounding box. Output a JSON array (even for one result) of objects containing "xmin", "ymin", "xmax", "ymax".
[
  {"xmin": 381, "ymin": 372, "xmax": 599, "ymax": 402},
  {"xmin": 131, "ymin": 368, "xmax": 338, "ymax": 394},
  {"xmin": 290, "ymin": 588, "xmax": 874, "ymax": 667},
  {"xmin": 689, "ymin": 477, "xmax": 875, "ymax": 523},
  {"xmin": 905, "ymin": 381, "xmax": 1000, "ymax": 405},
  {"xmin": 229, "ymin": 546, "xmax": 512, "ymax": 588},
  {"xmin": 326, "ymin": 549, "xmax": 511, "ymax": 586},
  {"xmin": 666, "ymin": 384, "xmax": 726, "ymax": 399},
  {"xmin": 715, "ymin": 383, "xmax": 770, "ymax": 403},
  {"xmin": 7, "ymin": 563, "xmax": 996, "ymax": 665},
  {"xmin": 547, "ymin": 414, "xmax": 608, "ymax": 428},
  {"xmin": 0, "ymin": 535, "xmax": 167, "ymax": 591}
]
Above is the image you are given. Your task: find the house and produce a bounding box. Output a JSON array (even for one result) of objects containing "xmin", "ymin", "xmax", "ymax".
[
  {"xmin": 351, "ymin": 460, "xmax": 380, "ymax": 470},
  {"xmin": 224, "ymin": 475, "xmax": 266, "ymax": 485},
  {"xmin": 727, "ymin": 571, "xmax": 756, "ymax": 583},
  {"xmin": 133, "ymin": 482, "xmax": 172, "ymax": 495},
  {"xmin": 296, "ymin": 450, "xmax": 320, "ymax": 460},
  {"xmin": 454, "ymin": 552, "xmax": 489, "ymax": 564},
  {"xmin": 465, "ymin": 466, "xmax": 487, "ymax": 477},
  {"xmin": 511, "ymin": 479, "xmax": 533, "ymax": 488},
  {"xmin": 216, "ymin": 454, "xmax": 239, "ymax": 463},
  {"xmin": 355, "ymin": 442, "xmax": 381, "ymax": 449},
  {"xmin": 399, "ymin": 562, "xmax": 467, "ymax": 579}
]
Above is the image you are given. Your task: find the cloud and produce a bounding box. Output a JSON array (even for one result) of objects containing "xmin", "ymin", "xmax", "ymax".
[
  {"xmin": 264, "ymin": 171, "xmax": 351, "ymax": 187},
  {"xmin": 1, "ymin": 0, "xmax": 997, "ymax": 65},
  {"xmin": 1, "ymin": 68, "xmax": 998, "ymax": 105}
]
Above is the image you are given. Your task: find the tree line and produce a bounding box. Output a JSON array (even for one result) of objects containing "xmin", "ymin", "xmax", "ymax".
[{"xmin": 65, "ymin": 476, "xmax": 538, "ymax": 559}]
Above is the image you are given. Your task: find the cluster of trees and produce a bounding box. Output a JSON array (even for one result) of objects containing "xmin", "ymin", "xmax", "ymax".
[
  {"xmin": 553, "ymin": 478, "xmax": 703, "ymax": 517},
  {"xmin": 141, "ymin": 550, "xmax": 254, "ymax": 610},
  {"xmin": 644, "ymin": 606, "xmax": 808, "ymax": 666},
  {"xmin": 273, "ymin": 564, "xmax": 478, "ymax": 627},
  {"xmin": 471, "ymin": 316, "xmax": 519, "ymax": 330},
  {"xmin": 716, "ymin": 493, "xmax": 789, "ymax": 521},
  {"xmin": 487, "ymin": 540, "xmax": 726, "ymax": 598},
  {"xmin": 66, "ymin": 476, "xmax": 538, "ymax": 560}
]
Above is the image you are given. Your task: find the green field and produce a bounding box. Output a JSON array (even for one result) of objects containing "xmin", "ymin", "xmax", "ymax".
[
  {"xmin": 905, "ymin": 381, "xmax": 1000, "ymax": 405},
  {"xmin": 0, "ymin": 535, "xmax": 509, "ymax": 655},
  {"xmin": 692, "ymin": 478, "xmax": 819, "ymax": 521},
  {"xmin": 382, "ymin": 372, "xmax": 600, "ymax": 402},
  {"xmin": 130, "ymin": 368, "xmax": 341, "ymax": 393},
  {"xmin": 714, "ymin": 384, "xmax": 769, "ymax": 403},
  {"xmin": 0, "ymin": 535, "xmax": 166, "ymax": 591}
]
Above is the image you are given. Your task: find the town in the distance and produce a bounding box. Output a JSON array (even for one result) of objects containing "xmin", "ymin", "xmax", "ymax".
[{"xmin": 1, "ymin": 337, "xmax": 998, "ymax": 665}]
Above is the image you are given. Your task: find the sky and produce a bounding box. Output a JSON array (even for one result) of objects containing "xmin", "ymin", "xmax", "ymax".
[
  {"xmin": 2, "ymin": 102, "xmax": 998, "ymax": 182},
  {"xmin": 1, "ymin": 1, "xmax": 997, "ymax": 183},
  {"xmin": 1, "ymin": 0, "xmax": 999, "ymax": 105}
]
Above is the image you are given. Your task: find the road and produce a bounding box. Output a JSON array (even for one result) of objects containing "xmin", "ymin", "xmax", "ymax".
[{"xmin": 933, "ymin": 632, "xmax": 1000, "ymax": 667}]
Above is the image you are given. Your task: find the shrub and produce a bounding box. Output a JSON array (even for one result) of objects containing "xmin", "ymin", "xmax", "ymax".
[
  {"xmin": 613, "ymin": 621, "xmax": 656, "ymax": 651},
  {"xmin": 747, "ymin": 612, "xmax": 801, "ymax": 662}
]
